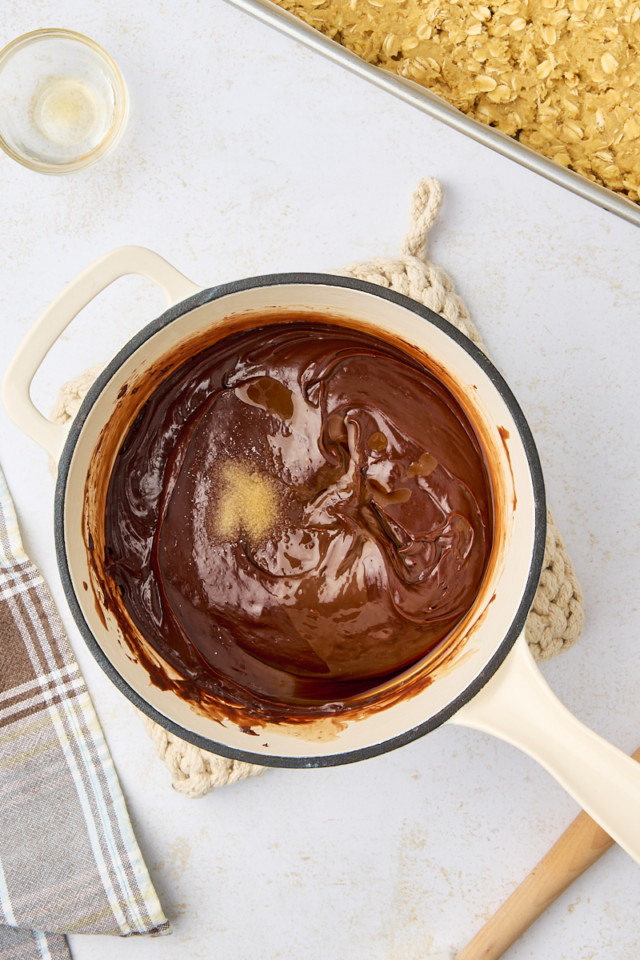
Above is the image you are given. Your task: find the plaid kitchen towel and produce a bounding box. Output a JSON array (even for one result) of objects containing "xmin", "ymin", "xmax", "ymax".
[{"xmin": 0, "ymin": 466, "xmax": 170, "ymax": 960}]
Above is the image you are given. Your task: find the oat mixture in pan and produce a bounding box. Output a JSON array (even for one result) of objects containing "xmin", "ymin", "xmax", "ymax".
[{"xmin": 274, "ymin": 0, "xmax": 640, "ymax": 203}]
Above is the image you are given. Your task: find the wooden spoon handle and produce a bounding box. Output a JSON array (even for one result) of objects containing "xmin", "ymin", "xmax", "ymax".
[{"xmin": 455, "ymin": 745, "xmax": 640, "ymax": 960}]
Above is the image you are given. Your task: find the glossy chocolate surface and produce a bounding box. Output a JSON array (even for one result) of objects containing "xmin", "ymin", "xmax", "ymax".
[{"xmin": 104, "ymin": 320, "xmax": 493, "ymax": 715}]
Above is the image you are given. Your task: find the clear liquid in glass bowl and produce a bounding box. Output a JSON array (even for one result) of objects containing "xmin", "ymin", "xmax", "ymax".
[{"xmin": 0, "ymin": 29, "xmax": 128, "ymax": 173}]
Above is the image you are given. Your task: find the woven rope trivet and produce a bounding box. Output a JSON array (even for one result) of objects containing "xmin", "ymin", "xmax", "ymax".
[{"xmin": 52, "ymin": 177, "xmax": 583, "ymax": 798}]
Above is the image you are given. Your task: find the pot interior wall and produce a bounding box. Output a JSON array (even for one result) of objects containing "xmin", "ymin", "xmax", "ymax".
[{"xmin": 58, "ymin": 279, "xmax": 542, "ymax": 764}]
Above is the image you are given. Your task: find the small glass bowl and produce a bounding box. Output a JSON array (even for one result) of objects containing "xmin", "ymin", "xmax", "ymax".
[{"xmin": 0, "ymin": 28, "xmax": 129, "ymax": 174}]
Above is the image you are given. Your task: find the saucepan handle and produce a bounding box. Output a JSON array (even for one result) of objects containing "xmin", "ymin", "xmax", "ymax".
[
  {"xmin": 450, "ymin": 634, "xmax": 640, "ymax": 864},
  {"xmin": 2, "ymin": 246, "xmax": 201, "ymax": 463}
]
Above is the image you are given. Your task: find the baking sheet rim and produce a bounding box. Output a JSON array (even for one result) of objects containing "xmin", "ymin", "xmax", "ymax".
[{"xmin": 226, "ymin": 0, "xmax": 640, "ymax": 228}]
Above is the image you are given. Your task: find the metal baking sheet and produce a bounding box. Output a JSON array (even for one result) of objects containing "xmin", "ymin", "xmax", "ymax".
[{"xmin": 226, "ymin": 0, "xmax": 640, "ymax": 228}]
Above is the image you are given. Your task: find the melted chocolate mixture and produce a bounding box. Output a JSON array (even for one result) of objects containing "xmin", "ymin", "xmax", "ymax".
[{"xmin": 104, "ymin": 321, "xmax": 493, "ymax": 713}]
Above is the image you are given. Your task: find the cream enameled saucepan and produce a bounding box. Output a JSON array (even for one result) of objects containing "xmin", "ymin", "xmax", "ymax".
[{"xmin": 4, "ymin": 247, "xmax": 640, "ymax": 863}]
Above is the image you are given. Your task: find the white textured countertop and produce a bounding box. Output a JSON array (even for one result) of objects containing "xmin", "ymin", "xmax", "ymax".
[{"xmin": 1, "ymin": 2, "xmax": 639, "ymax": 958}]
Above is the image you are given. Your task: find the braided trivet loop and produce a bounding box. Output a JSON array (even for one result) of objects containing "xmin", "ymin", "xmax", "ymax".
[
  {"xmin": 140, "ymin": 715, "xmax": 264, "ymax": 799},
  {"xmin": 528, "ymin": 510, "xmax": 585, "ymax": 661},
  {"xmin": 52, "ymin": 176, "xmax": 583, "ymax": 796},
  {"xmin": 401, "ymin": 176, "xmax": 444, "ymax": 259}
]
